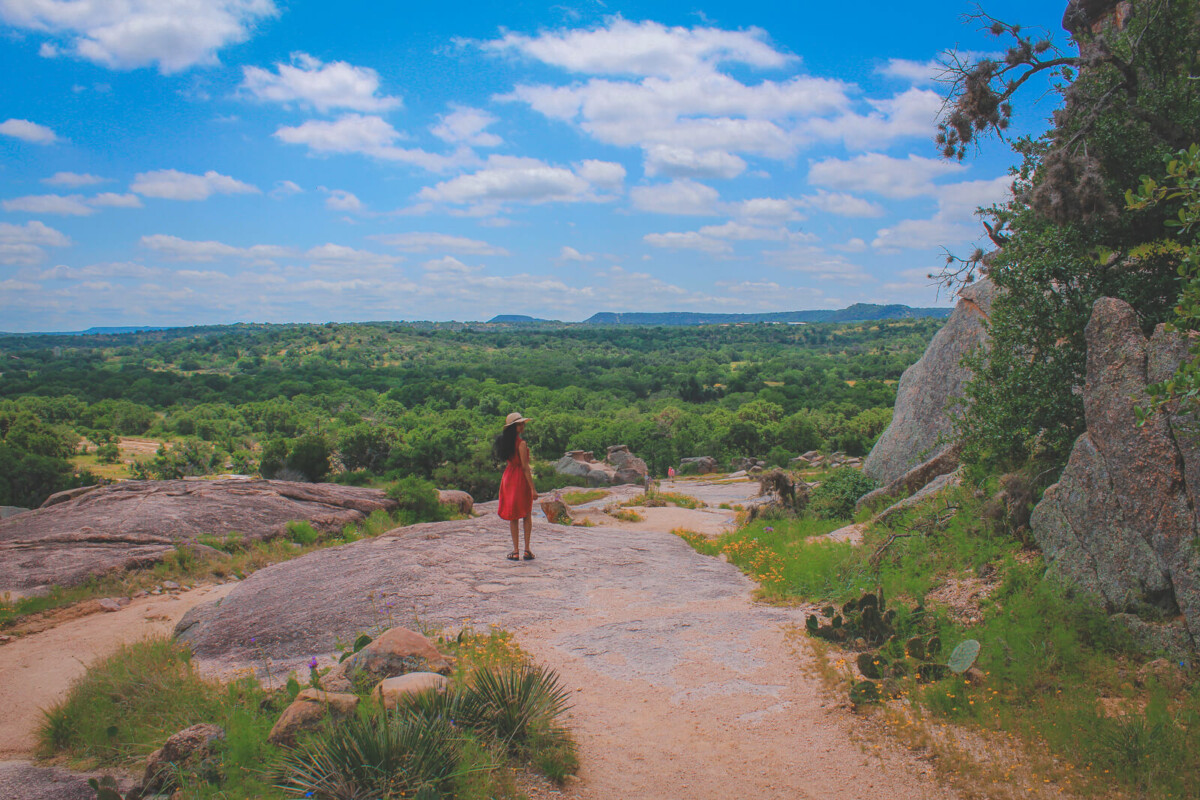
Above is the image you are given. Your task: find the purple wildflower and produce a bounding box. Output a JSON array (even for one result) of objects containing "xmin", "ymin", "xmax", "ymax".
[{"xmin": 309, "ymin": 657, "xmax": 318, "ymax": 670}]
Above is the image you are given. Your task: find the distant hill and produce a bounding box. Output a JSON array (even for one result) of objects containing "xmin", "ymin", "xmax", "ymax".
[
  {"xmin": 582, "ymin": 304, "xmax": 953, "ymax": 326},
  {"xmin": 486, "ymin": 315, "xmax": 556, "ymax": 324},
  {"xmin": 0, "ymin": 325, "xmax": 173, "ymax": 337}
]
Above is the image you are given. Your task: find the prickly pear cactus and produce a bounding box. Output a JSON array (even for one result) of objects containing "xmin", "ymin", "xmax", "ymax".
[
  {"xmin": 947, "ymin": 639, "xmax": 981, "ymax": 674},
  {"xmin": 905, "ymin": 635, "xmax": 926, "ymax": 660},
  {"xmin": 859, "ymin": 592, "xmax": 878, "ymax": 609},
  {"xmin": 849, "ymin": 679, "xmax": 881, "ymax": 705},
  {"xmin": 857, "ymin": 652, "xmax": 888, "ymax": 679},
  {"xmin": 806, "ymin": 614, "xmax": 819, "ymax": 633},
  {"xmin": 926, "ymin": 635, "xmax": 942, "ymax": 656},
  {"xmin": 916, "ymin": 662, "xmax": 949, "ymax": 683}
]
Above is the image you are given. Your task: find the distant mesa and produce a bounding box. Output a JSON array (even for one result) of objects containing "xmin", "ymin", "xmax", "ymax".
[
  {"xmin": 581, "ymin": 304, "xmax": 952, "ymax": 326},
  {"xmin": 485, "ymin": 314, "xmax": 556, "ymax": 324}
]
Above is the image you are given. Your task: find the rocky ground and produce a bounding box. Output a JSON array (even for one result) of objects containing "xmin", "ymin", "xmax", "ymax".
[{"xmin": 2, "ymin": 475, "xmax": 953, "ymax": 800}]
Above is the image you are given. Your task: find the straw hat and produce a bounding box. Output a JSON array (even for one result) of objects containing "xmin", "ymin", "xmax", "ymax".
[{"xmin": 504, "ymin": 412, "xmax": 531, "ymax": 427}]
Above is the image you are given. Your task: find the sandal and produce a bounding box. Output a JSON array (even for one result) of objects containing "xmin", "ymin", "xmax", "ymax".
[
  {"xmin": 523, "ymin": 551, "xmax": 536, "ymax": 560},
  {"xmin": 506, "ymin": 552, "xmax": 521, "ymax": 561}
]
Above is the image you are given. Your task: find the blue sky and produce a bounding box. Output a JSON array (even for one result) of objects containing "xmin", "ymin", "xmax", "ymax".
[{"xmin": 0, "ymin": 0, "xmax": 1066, "ymax": 331}]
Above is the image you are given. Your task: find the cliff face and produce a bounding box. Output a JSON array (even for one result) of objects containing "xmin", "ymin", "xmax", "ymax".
[
  {"xmin": 1031, "ymin": 298, "xmax": 1200, "ymax": 648},
  {"xmin": 863, "ymin": 279, "xmax": 995, "ymax": 485}
]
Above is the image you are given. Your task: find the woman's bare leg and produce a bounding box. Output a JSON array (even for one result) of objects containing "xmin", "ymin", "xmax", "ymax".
[
  {"xmin": 509, "ymin": 519, "xmax": 520, "ymax": 557},
  {"xmin": 522, "ymin": 515, "xmax": 533, "ymax": 557}
]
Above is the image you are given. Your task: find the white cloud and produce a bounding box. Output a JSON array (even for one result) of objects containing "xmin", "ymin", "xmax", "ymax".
[
  {"xmin": 936, "ymin": 175, "xmax": 1012, "ymax": 215},
  {"xmin": 558, "ymin": 246, "xmax": 593, "ymax": 262},
  {"xmin": 274, "ymin": 114, "xmax": 472, "ymax": 172},
  {"xmin": 805, "ymin": 87, "xmax": 943, "ymax": 149},
  {"xmin": 575, "ymin": 160, "xmax": 626, "ymax": 190},
  {"xmin": 36, "ymin": 262, "xmax": 162, "ymax": 280},
  {"xmin": 324, "ymin": 188, "xmax": 363, "ymax": 212},
  {"xmin": 808, "ymin": 153, "xmax": 965, "ymax": 199},
  {"xmin": 0, "ymin": 220, "xmax": 70, "ymax": 265},
  {"xmin": 643, "ymin": 231, "xmax": 731, "ymax": 254},
  {"xmin": 271, "ymin": 180, "xmax": 303, "ymax": 198},
  {"xmin": 431, "ymin": 106, "xmax": 501, "ymax": 147},
  {"xmin": 836, "ymin": 237, "xmax": 868, "ymax": 253},
  {"xmin": 1, "ymin": 0, "xmax": 279, "ymax": 73},
  {"xmin": 240, "ymin": 52, "xmax": 400, "ymax": 112},
  {"xmin": 697, "ymin": 221, "xmax": 792, "ymax": 241},
  {"xmin": 418, "ymin": 155, "xmax": 607, "ymax": 208},
  {"xmin": 43, "ymin": 171, "xmax": 104, "ymax": 187},
  {"xmin": 0, "ymin": 118, "xmax": 58, "ymax": 144},
  {"xmin": 88, "ymin": 192, "xmax": 143, "ymax": 208},
  {"xmin": 765, "ymin": 245, "xmax": 868, "ymax": 281},
  {"xmin": 871, "ymin": 217, "xmax": 977, "ymax": 251},
  {"xmin": 644, "ymin": 145, "xmax": 745, "ymax": 179},
  {"xmin": 423, "ymin": 255, "xmax": 479, "ymax": 275},
  {"xmin": 734, "ymin": 197, "xmax": 801, "ymax": 223},
  {"xmin": 797, "ymin": 190, "xmax": 884, "ymax": 218},
  {"xmin": 484, "ymin": 18, "xmax": 794, "ymax": 78},
  {"xmin": 373, "ymin": 233, "xmax": 509, "ymax": 256},
  {"xmin": 305, "ymin": 243, "xmax": 401, "ymax": 268},
  {"xmin": 131, "ymin": 169, "xmax": 259, "ymax": 200},
  {"xmin": 140, "ymin": 234, "xmax": 292, "ymax": 262},
  {"xmin": 2, "ymin": 194, "xmax": 95, "ymax": 215},
  {"xmin": 877, "ymin": 58, "xmax": 941, "ymax": 85},
  {"xmin": 630, "ymin": 180, "xmax": 721, "ymax": 216}
]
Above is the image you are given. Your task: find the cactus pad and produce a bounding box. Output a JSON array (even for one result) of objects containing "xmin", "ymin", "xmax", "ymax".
[
  {"xmin": 849, "ymin": 680, "xmax": 881, "ymax": 705},
  {"xmin": 947, "ymin": 639, "xmax": 981, "ymax": 674},
  {"xmin": 916, "ymin": 662, "xmax": 949, "ymax": 683},
  {"xmin": 859, "ymin": 592, "xmax": 878, "ymax": 608},
  {"xmin": 905, "ymin": 636, "xmax": 926, "ymax": 660},
  {"xmin": 857, "ymin": 652, "xmax": 888, "ymax": 679},
  {"xmin": 926, "ymin": 635, "xmax": 942, "ymax": 656},
  {"xmin": 806, "ymin": 614, "xmax": 819, "ymax": 633}
]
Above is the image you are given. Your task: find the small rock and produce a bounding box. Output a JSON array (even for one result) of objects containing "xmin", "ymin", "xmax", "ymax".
[
  {"xmin": 97, "ymin": 598, "xmax": 122, "ymax": 613},
  {"xmin": 964, "ymin": 667, "xmax": 986, "ymax": 685},
  {"xmin": 373, "ymin": 672, "xmax": 449, "ymax": 710},
  {"xmin": 0, "ymin": 634, "xmax": 12, "ymax": 644},
  {"xmin": 163, "ymin": 580, "xmax": 180, "ymax": 591},
  {"xmin": 140, "ymin": 723, "xmax": 224, "ymax": 796},
  {"xmin": 133, "ymin": 590, "xmax": 148, "ymax": 598},
  {"xmin": 150, "ymin": 587, "xmax": 162, "ymax": 595},
  {"xmin": 540, "ymin": 498, "xmax": 572, "ymax": 525},
  {"xmin": 268, "ymin": 689, "xmax": 360, "ymax": 745}
]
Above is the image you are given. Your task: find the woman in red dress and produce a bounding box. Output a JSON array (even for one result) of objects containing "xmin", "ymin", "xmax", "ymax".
[{"xmin": 495, "ymin": 412, "xmax": 538, "ymax": 560}]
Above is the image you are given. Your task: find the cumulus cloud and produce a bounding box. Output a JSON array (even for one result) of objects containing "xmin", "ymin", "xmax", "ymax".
[
  {"xmin": 2, "ymin": 194, "xmax": 95, "ymax": 215},
  {"xmin": 35, "ymin": 262, "xmax": 162, "ymax": 280},
  {"xmin": 304, "ymin": 243, "xmax": 401, "ymax": 268},
  {"xmin": 43, "ymin": 171, "xmax": 104, "ymax": 187},
  {"xmin": 733, "ymin": 197, "xmax": 802, "ymax": 223},
  {"xmin": 0, "ymin": 220, "xmax": 71, "ymax": 265},
  {"xmin": 764, "ymin": 245, "xmax": 869, "ymax": 281},
  {"xmin": 484, "ymin": 18, "xmax": 793, "ymax": 78},
  {"xmin": 274, "ymin": 114, "xmax": 472, "ymax": 172},
  {"xmin": 373, "ymin": 233, "xmax": 509, "ymax": 256},
  {"xmin": 870, "ymin": 175, "xmax": 1011, "ymax": 252},
  {"xmin": 796, "ymin": 190, "xmax": 884, "ymax": 217},
  {"xmin": 697, "ymin": 221, "xmax": 793, "ymax": 241},
  {"xmin": 575, "ymin": 160, "xmax": 626, "ymax": 190},
  {"xmin": 418, "ymin": 155, "xmax": 612, "ymax": 208},
  {"xmin": 324, "ymin": 188, "xmax": 363, "ymax": 212},
  {"xmin": 0, "ymin": 118, "xmax": 58, "ymax": 144},
  {"xmin": 877, "ymin": 57, "xmax": 941, "ymax": 85},
  {"xmin": 88, "ymin": 192, "xmax": 143, "ymax": 208},
  {"xmin": 643, "ymin": 231, "xmax": 732, "ymax": 254},
  {"xmin": 0, "ymin": 0, "xmax": 279, "ymax": 73},
  {"xmin": 805, "ymin": 87, "xmax": 943, "ymax": 149},
  {"xmin": 140, "ymin": 234, "xmax": 292, "ymax": 262},
  {"xmin": 808, "ymin": 153, "xmax": 965, "ymax": 199},
  {"xmin": 240, "ymin": 52, "xmax": 400, "ymax": 112},
  {"xmin": 630, "ymin": 179, "xmax": 721, "ymax": 216},
  {"xmin": 643, "ymin": 145, "xmax": 746, "ymax": 179},
  {"xmin": 557, "ymin": 246, "xmax": 593, "ymax": 263},
  {"xmin": 431, "ymin": 106, "xmax": 502, "ymax": 147},
  {"xmin": 131, "ymin": 169, "xmax": 259, "ymax": 200},
  {"xmin": 271, "ymin": 180, "xmax": 303, "ymax": 198}
]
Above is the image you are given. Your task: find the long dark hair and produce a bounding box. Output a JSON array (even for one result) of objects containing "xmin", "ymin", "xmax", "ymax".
[{"xmin": 493, "ymin": 423, "xmax": 520, "ymax": 463}]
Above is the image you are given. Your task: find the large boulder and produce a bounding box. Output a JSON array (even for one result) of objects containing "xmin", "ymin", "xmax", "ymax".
[
  {"xmin": 864, "ymin": 279, "xmax": 995, "ymax": 486},
  {"xmin": 319, "ymin": 627, "xmax": 453, "ymax": 693},
  {"xmin": 554, "ymin": 447, "xmax": 646, "ymax": 486},
  {"xmin": 680, "ymin": 456, "xmax": 718, "ymax": 474},
  {"xmin": 137, "ymin": 723, "xmax": 224, "ymax": 797},
  {"xmin": 437, "ymin": 489, "xmax": 473, "ymax": 515},
  {"xmin": 1031, "ymin": 298, "xmax": 1200, "ymax": 650},
  {"xmin": 856, "ymin": 445, "xmax": 961, "ymax": 511},
  {"xmin": 0, "ymin": 479, "xmax": 397, "ymax": 595}
]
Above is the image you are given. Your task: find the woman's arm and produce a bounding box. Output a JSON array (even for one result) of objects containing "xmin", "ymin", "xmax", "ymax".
[{"xmin": 519, "ymin": 440, "xmax": 538, "ymax": 500}]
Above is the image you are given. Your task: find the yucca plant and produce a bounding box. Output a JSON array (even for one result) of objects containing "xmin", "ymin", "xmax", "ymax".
[
  {"xmin": 458, "ymin": 664, "xmax": 572, "ymax": 752},
  {"xmin": 277, "ymin": 712, "xmax": 461, "ymax": 800}
]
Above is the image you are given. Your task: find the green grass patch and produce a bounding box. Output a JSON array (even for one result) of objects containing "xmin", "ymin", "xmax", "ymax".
[
  {"xmin": 40, "ymin": 628, "xmax": 577, "ymax": 799},
  {"xmin": 712, "ymin": 478, "xmax": 1200, "ymax": 798},
  {"xmin": 610, "ymin": 508, "xmax": 644, "ymax": 523},
  {"xmin": 626, "ymin": 490, "xmax": 705, "ymax": 509},
  {"xmin": 562, "ymin": 489, "xmax": 609, "ymax": 505}
]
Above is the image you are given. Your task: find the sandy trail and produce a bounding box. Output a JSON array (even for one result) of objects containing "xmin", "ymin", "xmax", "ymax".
[{"xmin": 0, "ymin": 583, "xmax": 234, "ymax": 758}]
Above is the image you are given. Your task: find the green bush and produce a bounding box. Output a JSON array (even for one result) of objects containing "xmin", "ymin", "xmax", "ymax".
[
  {"xmin": 809, "ymin": 467, "xmax": 876, "ymax": 520},
  {"xmin": 95, "ymin": 442, "xmax": 120, "ymax": 464},
  {"xmin": 387, "ymin": 475, "xmax": 453, "ymax": 525},
  {"xmin": 284, "ymin": 520, "xmax": 321, "ymax": 546}
]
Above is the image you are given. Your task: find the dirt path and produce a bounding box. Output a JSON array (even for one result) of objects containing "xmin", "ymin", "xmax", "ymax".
[{"xmin": 0, "ymin": 583, "xmax": 234, "ymax": 758}]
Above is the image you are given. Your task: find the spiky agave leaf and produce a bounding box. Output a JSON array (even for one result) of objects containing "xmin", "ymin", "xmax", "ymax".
[{"xmin": 461, "ymin": 664, "xmax": 573, "ymax": 750}]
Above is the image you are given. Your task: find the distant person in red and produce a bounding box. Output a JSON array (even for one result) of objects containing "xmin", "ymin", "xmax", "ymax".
[{"xmin": 495, "ymin": 412, "xmax": 538, "ymax": 560}]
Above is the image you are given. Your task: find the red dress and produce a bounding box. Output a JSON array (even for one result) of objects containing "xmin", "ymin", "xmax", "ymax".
[{"xmin": 498, "ymin": 440, "xmax": 533, "ymax": 521}]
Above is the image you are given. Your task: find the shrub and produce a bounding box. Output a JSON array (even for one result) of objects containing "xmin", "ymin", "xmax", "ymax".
[
  {"xmin": 809, "ymin": 467, "xmax": 876, "ymax": 520},
  {"xmin": 387, "ymin": 475, "xmax": 453, "ymax": 525},
  {"xmin": 284, "ymin": 520, "xmax": 321, "ymax": 546},
  {"xmin": 95, "ymin": 442, "xmax": 120, "ymax": 464}
]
